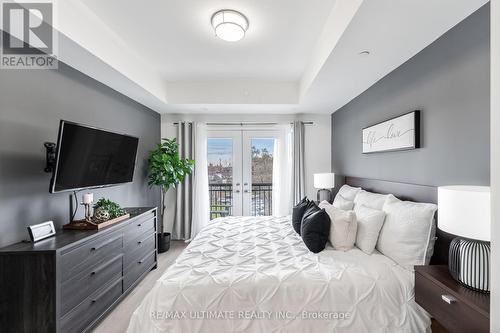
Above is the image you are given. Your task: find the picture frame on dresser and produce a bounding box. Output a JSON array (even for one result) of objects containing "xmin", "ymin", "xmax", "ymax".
[{"xmin": 27, "ymin": 220, "xmax": 56, "ymax": 242}]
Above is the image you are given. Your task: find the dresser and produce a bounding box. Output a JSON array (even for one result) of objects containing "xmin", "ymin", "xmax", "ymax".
[{"xmin": 0, "ymin": 207, "xmax": 157, "ymax": 333}]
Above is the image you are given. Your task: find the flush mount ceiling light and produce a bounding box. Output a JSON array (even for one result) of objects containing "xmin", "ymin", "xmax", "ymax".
[{"xmin": 211, "ymin": 9, "xmax": 249, "ymax": 42}]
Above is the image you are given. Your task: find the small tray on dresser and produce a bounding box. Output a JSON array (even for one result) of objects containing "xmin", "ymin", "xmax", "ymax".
[
  {"xmin": 63, "ymin": 214, "xmax": 130, "ymax": 230},
  {"xmin": 415, "ymin": 265, "xmax": 489, "ymax": 333}
]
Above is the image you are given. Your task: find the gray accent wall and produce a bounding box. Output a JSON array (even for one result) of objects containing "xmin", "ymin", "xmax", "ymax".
[
  {"xmin": 0, "ymin": 62, "xmax": 160, "ymax": 247},
  {"xmin": 331, "ymin": 4, "xmax": 490, "ymax": 187}
]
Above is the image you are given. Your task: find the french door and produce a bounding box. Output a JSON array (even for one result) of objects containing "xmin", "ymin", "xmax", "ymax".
[{"xmin": 207, "ymin": 129, "xmax": 281, "ymax": 218}]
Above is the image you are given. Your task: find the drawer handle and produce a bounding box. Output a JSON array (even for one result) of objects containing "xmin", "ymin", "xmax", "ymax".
[
  {"xmin": 90, "ymin": 236, "xmax": 121, "ymax": 252},
  {"xmin": 137, "ymin": 234, "xmax": 154, "ymax": 246},
  {"xmin": 138, "ymin": 259, "xmax": 144, "ymax": 264},
  {"xmin": 90, "ymin": 279, "xmax": 121, "ymax": 305},
  {"xmin": 441, "ymin": 294, "xmax": 457, "ymax": 304},
  {"xmin": 137, "ymin": 223, "xmax": 142, "ymax": 227},
  {"xmin": 90, "ymin": 254, "xmax": 122, "ymax": 276}
]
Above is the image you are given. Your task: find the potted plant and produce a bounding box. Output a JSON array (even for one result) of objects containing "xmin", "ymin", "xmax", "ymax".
[{"xmin": 148, "ymin": 138, "xmax": 194, "ymax": 253}]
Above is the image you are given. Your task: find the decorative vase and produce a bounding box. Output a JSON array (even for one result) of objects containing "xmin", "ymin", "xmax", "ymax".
[{"xmin": 448, "ymin": 236, "xmax": 490, "ymax": 293}]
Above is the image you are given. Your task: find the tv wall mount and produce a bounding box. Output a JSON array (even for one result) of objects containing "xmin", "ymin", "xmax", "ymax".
[{"xmin": 44, "ymin": 142, "xmax": 56, "ymax": 173}]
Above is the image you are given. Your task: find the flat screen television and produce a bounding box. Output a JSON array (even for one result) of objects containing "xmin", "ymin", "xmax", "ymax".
[{"xmin": 50, "ymin": 120, "xmax": 139, "ymax": 193}]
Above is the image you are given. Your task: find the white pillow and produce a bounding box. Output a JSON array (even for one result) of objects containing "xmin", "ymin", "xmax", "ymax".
[
  {"xmin": 332, "ymin": 195, "xmax": 354, "ymax": 211},
  {"xmin": 334, "ymin": 185, "xmax": 361, "ymax": 202},
  {"xmin": 377, "ymin": 195, "xmax": 438, "ymax": 269},
  {"xmin": 355, "ymin": 205, "xmax": 386, "ymax": 254},
  {"xmin": 353, "ymin": 190, "xmax": 389, "ymax": 211},
  {"xmin": 318, "ymin": 200, "xmax": 332, "ymax": 209},
  {"xmin": 321, "ymin": 205, "xmax": 357, "ymax": 251}
]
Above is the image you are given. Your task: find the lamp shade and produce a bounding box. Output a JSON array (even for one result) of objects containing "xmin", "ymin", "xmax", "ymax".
[
  {"xmin": 313, "ymin": 173, "xmax": 335, "ymax": 189},
  {"xmin": 438, "ymin": 186, "xmax": 490, "ymax": 241}
]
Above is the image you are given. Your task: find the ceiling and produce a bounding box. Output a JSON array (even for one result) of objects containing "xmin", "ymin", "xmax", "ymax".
[
  {"xmin": 81, "ymin": 0, "xmax": 335, "ymax": 82},
  {"xmin": 53, "ymin": 0, "xmax": 488, "ymax": 114}
]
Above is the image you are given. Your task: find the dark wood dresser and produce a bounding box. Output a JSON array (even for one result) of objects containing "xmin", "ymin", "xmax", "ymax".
[
  {"xmin": 415, "ymin": 265, "xmax": 490, "ymax": 333},
  {"xmin": 0, "ymin": 207, "xmax": 157, "ymax": 333}
]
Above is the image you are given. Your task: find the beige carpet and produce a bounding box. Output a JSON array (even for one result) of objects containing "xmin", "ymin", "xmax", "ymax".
[{"xmin": 92, "ymin": 240, "xmax": 187, "ymax": 333}]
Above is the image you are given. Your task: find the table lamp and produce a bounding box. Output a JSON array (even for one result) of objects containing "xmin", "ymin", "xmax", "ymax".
[
  {"xmin": 314, "ymin": 173, "xmax": 335, "ymax": 203},
  {"xmin": 438, "ymin": 186, "xmax": 490, "ymax": 293}
]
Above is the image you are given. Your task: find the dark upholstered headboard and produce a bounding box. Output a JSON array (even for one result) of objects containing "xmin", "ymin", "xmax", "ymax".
[{"xmin": 343, "ymin": 176, "xmax": 456, "ymax": 265}]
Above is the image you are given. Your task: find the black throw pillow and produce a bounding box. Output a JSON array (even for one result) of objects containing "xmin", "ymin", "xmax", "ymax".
[
  {"xmin": 301, "ymin": 200, "xmax": 319, "ymax": 222},
  {"xmin": 301, "ymin": 208, "xmax": 331, "ymax": 253},
  {"xmin": 292, "ymin": 197, "xmax": 310, "ymax": 234}
]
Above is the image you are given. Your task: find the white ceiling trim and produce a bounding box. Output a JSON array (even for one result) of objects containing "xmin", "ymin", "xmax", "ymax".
[
  {"xmin": 56, "ymin": 0, "xmax": 167, "ymax": 104},
  {"xmin": 299, "ymin": 0, "xmax": 363, "ymax": 100},
  {"xmin": 165, "ymin": 81, "xmax": 298, "ymax": 104},
  {"xmin": 46, "ymin": 0, "xmax": 489, "ymax": 114},
  {"xmin": 301, "ymin": 0, "xmax": 490, "ymax": 113}
]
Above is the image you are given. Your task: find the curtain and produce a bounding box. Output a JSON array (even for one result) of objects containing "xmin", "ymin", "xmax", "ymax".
[
  {"xmin": 292, "ymin": 121, "xmax": 306, "ymax": 203},
  {"xmin": 190, "ymin": 123, "xmax": 210, "ymax": 240},
  {"xmin": 272, "ymin": 124, "xmax": 294, "ymax": 216},
  {"xmin": 172, "ymin": 122, "xmax": 194, "ymax": 240}
]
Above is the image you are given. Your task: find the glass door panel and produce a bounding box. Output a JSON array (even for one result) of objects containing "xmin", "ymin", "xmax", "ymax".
[
  {"xmin": 207, "ymin": 132, "xmax": 242, "ymax": 219},
  {"xmin": 208, "ymin": 129, "xmax": 282, "ymax": 218},
  {"xmin": 242, "ymin": 131, "xmax": 279, "ymax": 216}
]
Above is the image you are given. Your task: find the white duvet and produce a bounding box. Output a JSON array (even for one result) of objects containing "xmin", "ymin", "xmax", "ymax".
[{"xmin": 127, "ymin": 216, "xmax": 431, "ymax": 333}]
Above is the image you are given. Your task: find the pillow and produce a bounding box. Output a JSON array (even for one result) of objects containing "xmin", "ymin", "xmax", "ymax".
[
  {"xmin": 334, "ymin": 184, "xmax": 361, "ymax": 202},
  {"xmin": 377, "ymin": 195, "xmax": 438, "ymax": 269},
  {"xmin": 332, "ymin": 195, "xmax": 354, "ymax": 211},
  {"xmin": 301, "ymin": 208, "xmax": 331, "ymax": 253},
  {"xmin": 321, "ymin": 205, "xmax": 357, "ymax": 251},
  {"xmin": 355, "ymin": 205, "xmax": 386, "ymax": 254},
  {"xmin": 318, "ymin": 200, "xmax": 332, "ymax": 209},
  {"xmin": 301, "ymin": 200, "xmax": 319, "ymax": 224},
  {"xmin": 353, "ymin": 190, "xmax": 389, "ymax": 211},
  {"xmin": 292, "ymin": 197, "xmax": 310, "ymax": 234}
]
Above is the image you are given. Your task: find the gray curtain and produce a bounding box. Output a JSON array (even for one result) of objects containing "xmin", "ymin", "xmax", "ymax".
[
  {"xmin": 292, "ymin": 121, "xmax": 305, "ymax": 203},
  {"xmin": 172, "ymin": 122, "xmax": 194, "ymax": 240}
]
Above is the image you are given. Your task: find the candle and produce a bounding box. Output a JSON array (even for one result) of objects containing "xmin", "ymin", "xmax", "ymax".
[{"xmin": 82, "ymin": 193, "xmax": 93, "ymax": 204}]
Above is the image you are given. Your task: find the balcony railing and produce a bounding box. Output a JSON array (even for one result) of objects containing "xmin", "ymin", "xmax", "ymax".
[
  {"xmin": 209, "ymin": 183, "xmax": 273, "ymax": 219},
  {"xmin": 209, "ymin": 183, "xmax": 233, "ymax": 220}
]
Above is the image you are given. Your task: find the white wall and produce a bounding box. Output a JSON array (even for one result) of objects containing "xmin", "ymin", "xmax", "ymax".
[
  {"xmin": 491, "ymin": 0, "xmax": 499, "ymax": 331},
  {"xmin": 160, "ymin": 113, "xmax": 332, "ymax": 234}
]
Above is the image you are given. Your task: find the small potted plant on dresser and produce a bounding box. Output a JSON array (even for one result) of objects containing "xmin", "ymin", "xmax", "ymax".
[{"xmin": 148, "ymin": 138, "xmax": 194, "ymax": 253}]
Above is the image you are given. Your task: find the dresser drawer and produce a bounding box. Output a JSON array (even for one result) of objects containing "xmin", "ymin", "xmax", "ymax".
[
  {"xmin": 61, "ymin": 233, "xmax": 122, "ymax": 281},
  {"xmin": 124, "ymin": 251, "xmax": 156, "ymax": 291},
  {"xmin": 61, "ymin": 254, "xmax": 123, "ymax": 317},
  {"xmin": 61, "ymin": 277, "xmax": 122, "ymax": 333},
  {"xmin": 124, "ymin": 220, "xmax": 155, "ymax": 250},
  {"xmin": 415, "ymin": 272, "xmax": 489, "ymax": 333},
  {"xmin": 124, "ymin": 215, "xmax": 156, "ymax": 245},
  {"xmin": 124, "ymin": 232, "xmax": 156, "ymax": 269}
]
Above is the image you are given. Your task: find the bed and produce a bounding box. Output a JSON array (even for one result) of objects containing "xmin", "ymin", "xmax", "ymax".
[
  {"xmin": 127, "ymin": 215, "xmax": 431, "ymax": 332},
  {"xmin": 127, "ymin": 177, "xmax": 456, "ymax": 333}
]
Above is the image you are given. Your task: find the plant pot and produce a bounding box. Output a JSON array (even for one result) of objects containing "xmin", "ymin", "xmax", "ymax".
[{"xmin": 158, "ymin": 232, "xmax": 171, "ymax": 253}]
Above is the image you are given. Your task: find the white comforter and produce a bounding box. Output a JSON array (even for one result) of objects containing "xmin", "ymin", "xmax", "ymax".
[{"xmin": 127, "ymin": 216, "xmax": 430, "ymax": 333}]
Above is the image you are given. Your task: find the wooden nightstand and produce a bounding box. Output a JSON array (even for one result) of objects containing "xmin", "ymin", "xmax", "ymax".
[{"xmin": 415, "ymin": 265, "xmax": 490, "ymax": 333}]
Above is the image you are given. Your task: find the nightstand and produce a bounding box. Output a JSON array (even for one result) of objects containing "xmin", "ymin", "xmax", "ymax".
[{"xmin": 415, "ymin": 265, "xmax": 489, "ymax": 333}]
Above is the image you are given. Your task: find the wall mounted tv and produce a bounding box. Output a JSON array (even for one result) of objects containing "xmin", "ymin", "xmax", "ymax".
[{"xmin": 50, "ymin": 120, "xmax": 139, "ymax": 193}]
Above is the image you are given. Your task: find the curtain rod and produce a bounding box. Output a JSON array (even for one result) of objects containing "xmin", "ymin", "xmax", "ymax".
[{"xmin": 172, "ymin": 121, "xmax": 314, "ymax": 126}]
